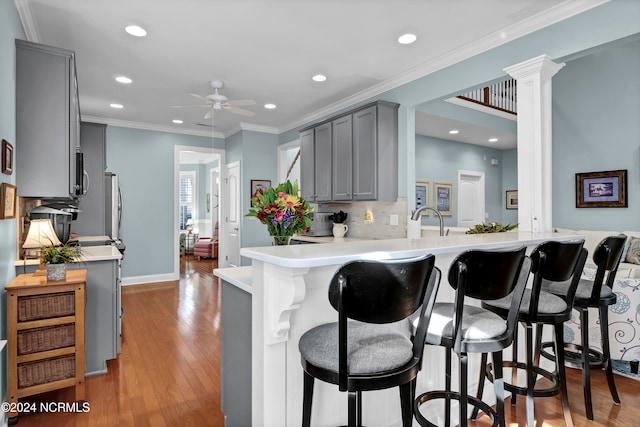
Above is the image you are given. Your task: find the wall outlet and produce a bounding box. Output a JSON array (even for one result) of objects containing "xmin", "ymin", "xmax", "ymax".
[{"xmin": 390, "ymin": 214, "xmax": 399, "ymax": 226}]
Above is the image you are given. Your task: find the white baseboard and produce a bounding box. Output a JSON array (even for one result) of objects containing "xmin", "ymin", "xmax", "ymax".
[{"xmin": 121, "ymin": 272, "xmax": 178, "ymax": 286}]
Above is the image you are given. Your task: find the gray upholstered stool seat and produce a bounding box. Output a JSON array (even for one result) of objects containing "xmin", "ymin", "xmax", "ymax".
[
  {"xmin": 485, "ymin": 288, "xmax": 568, "ymax": 315},
  {"xmin": 300, "ymin": 321, "xmax": 413, "ymax": 374},
  {"xmin": 544, "ymin": 278, "xmax": 613, "ymax": 301},
  {"xmin": 426, "ymin": 304, "xmax": 507, "ymax": 345}
]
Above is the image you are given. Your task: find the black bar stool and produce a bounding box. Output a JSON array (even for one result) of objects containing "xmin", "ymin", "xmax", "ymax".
[
  {"xmin": 472, "ymin": 240, "xmax": 587, "ymax": 427},
  {"xmin": 542, "ymin": 234, "xmax": 626, "ymax": 420},
  {"xmin": 298, "ymin": 254, "xmax": 440, "ymax": 427},
  {"xmin": 414, "ymin": 246, "xmax": 530, "ymax": 427}
]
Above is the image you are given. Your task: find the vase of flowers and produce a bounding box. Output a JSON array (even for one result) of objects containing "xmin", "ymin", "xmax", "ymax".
[{"xmin": 246, "ymin": 180, "xmax": 313, "ymax": 245}]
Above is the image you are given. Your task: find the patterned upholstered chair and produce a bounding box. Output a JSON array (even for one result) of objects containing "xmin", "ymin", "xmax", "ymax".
[{"xmin": 194, "ymin": 222, "xmax": 219, "ymax": 259}]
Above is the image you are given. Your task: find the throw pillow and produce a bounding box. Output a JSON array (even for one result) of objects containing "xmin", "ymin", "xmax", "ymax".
[{"xmin": 625, "ymin": 236, "xmax": 640, "ymax": 265}]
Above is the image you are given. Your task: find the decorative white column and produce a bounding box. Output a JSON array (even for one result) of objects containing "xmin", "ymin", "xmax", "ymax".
[{"xmin": 504, "ymin": 55, "xmax": 564, "ymax": 232}]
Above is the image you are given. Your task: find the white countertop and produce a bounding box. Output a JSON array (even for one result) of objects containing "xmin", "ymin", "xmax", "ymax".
[
  {"xmin": 214, "ymin": 266, "xmax": 253, "ymax": 294},
  {"xmin": 240, "ymin": 231, "xmax": 581, "ymax": 269},
  {"xmin": 15, "ymin": 244, "xmax": 122, "ymax": 267}
]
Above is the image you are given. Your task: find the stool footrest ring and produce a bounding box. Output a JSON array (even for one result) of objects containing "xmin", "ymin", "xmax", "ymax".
[
  {"xmin": 485, "ymin": 360, "xmax": 560, "ymax": 397},
  {"xmin": 540, "ymin": 341, "xmax": 605, "ymax": 369},
  {"xmin": 414, "ymin": 390, "xmax": 498, "ymax": 427}
]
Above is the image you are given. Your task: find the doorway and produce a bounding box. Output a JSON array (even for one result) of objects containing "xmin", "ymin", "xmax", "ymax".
[{"xmin": 174, "ymin": 145, "xmax": 225, "ymax": 277}]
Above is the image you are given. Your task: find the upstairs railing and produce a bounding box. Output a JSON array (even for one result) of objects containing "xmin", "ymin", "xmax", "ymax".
[{"xmin": 457, "ymin": 79, "xmax": 517, "ymax": 115}]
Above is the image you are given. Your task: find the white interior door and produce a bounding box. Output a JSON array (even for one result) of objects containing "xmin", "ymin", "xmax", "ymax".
[
  {"xmin": 457, "ymin": 170, "xmax": 485, "ymax": 228},
  {"xmin": 224, "ymin": 161, "xmax": 241, "ymax": 267}
]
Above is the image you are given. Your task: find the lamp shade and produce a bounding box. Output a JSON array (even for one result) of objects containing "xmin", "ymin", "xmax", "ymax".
[{"xmin": 23, "ymin": 219, "xmax": 62, "ymax": 249}]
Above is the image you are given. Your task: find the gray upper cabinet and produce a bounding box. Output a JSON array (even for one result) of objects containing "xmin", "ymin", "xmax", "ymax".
[
  {"xmin": 299, "ymin": 100, "xmax": 398, "ymax": 203},
  {"xmin": 16, "ymin": 39, "xmax": 81, "ymax": 200},
  {"xmin": 314, "ymin": 123, "xmax": 332, "ymax": 202},
  {"xmin": 332, "ymin": 115, "xmax": 352, "ymax": 201},
  {"xmin": 300, "ymin": 129, "xmax": 315, "ymax": 201},
  {"xmin": 73, "ymin": 123, "xmax": 107, "ymax": 236}
]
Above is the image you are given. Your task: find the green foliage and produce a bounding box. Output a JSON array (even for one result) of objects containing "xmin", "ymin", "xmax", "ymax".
[
  {"xmin": 246, "ymin": 180, "xmax": 313, "ymax": 237},
  {"xmin": 465, "ymin": 222, "xmax": 518, "ymax": 234},
  {"xmin": 40, "ymin": 242, "xmax": 81, "ymax": 264}
]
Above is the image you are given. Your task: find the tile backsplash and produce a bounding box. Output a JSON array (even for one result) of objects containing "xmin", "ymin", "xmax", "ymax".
[{"xmin": 317, "ymin": 198, "xmax": 408, "ymax": 240}]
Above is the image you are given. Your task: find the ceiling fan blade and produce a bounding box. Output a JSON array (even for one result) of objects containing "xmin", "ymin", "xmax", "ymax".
[
  {"xmin": 228, "ymin": 99, "xmax": 256, "ymax": 107},
  {"xmin": 170, "ymin": 104, "xmax": 210, "ymax": 108},
  {"xmin": 227, "ymin": 107, "xmax": 256, "ymax": 117},
  {"xmin": 190, "ymin": 93, "xmax": 211, "ymax": 102}
]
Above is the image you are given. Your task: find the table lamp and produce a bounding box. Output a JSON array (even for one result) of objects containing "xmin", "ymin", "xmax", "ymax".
[
  {"xmin": 22, "ymin": 219, "xmax": 62, "ymax": 275},
  {"xmin": 186, "ymin": 218, "xmax": 194, "ymax": 234}
]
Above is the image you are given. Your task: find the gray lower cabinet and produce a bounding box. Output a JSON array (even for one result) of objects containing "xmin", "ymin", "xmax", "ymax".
[
  {"xmin": 299, "ymin": 100, "xmax": 398, "ymax": 202},
  {"xmin": 16, "ymin": 39, "xmax": 81, "ymax": 200},
  {"xmin": 74, "ymin": 123, "xmax": 107, "ymax": 236},
  {"xmin": 220, "ymin": 280, "xmax": 252, "ymax": 427},
  {"xmin": 16, "ymin": 258, "xmax": 121, "ymax": 375}
]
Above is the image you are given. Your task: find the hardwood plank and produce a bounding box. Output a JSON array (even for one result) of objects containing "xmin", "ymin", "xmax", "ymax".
[{"xmin": 12, "ymin": 254, "xmax": 639, "ymax": 426}]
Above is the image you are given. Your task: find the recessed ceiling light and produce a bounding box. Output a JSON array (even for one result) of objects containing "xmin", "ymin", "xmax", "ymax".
[
  {"xmin": 488, "ymin": 138, "xmax": 499, "ymax": 142},
  {"xmin": 397, "ymin": 33, "xmax": 417, "ymax": 45},
  {"xmin": 264, "ymin": 103, "xmax": 277, "ymax": 110},
  {"xmin": 110, "ymin": 103, "xmax": 123, "ymax": 109},
  {"xmin": 449, "ymin": 130, "xmax": 459, "ymax": 135},
  {"xmin": 125, "ymin": 25, "xmax": 147, "ymax": 37},
  {"xmin": 115, "ymin": 76, "xmax": 132, "ymax": 84},
  {"xmin": 172, "ymin": 119, "xmax": 183, "ymax": 124},
  {"xmin": 312, "ymin": 74, "xmax": 327, "ymax": 82}
]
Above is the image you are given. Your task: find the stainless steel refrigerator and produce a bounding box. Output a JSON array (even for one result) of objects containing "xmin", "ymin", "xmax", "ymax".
[{"xmin": 105, "ymin": 172, "xmax": 123, "ymax": 244}]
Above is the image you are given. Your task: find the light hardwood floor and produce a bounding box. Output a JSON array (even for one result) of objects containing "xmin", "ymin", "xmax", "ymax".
[{"xmin": 12, "ymin": 256, "xmax": 639, "ymax": 426}]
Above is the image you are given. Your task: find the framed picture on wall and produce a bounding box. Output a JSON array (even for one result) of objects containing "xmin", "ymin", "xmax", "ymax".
[
  {"xmin": 506, "ymin": 190, "xmax": 518, "ymax": 209},
  {"xmin": 433, "ymin": 182, "xmax": 453, "ymax": 216},
  {"xmin": 575, "ymin": 170, "xmax": 627, "ymax": 208},
  {"xmin": 2, "ymin": 139, "xmax": 13, "ymax": 175},
  {"xmin": 415, "ymin": 180, "xmax": 430, "ymax": 216},
  {"xmin": 250, "ymin": 179, "xmax": 271, "ymax": 205},
  {"xmin": 1, "ymin": 183, "xmax": 17, "ymax": 219}
]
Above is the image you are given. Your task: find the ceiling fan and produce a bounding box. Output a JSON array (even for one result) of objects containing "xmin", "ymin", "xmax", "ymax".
[{"xmin": 173, "ymin": 80, "xmax": 256, "ymax": 119}]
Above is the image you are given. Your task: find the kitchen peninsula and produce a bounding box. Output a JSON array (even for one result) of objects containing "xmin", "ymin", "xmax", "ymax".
[{"xmin": 215, "ymin": 231, "xmax": 579, "ymax": 427}]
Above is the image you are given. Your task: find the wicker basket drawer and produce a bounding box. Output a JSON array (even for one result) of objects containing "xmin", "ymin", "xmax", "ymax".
[
  {"xmin": 17, "ymin": 355, "xmax": 76, "ymax": 389},
  {"xmin": 17, "ymin": 324, "xmax": 75, "ymax": 355},
  {"xmin": 18, "ymin": 292, "xmax": 75, "ymax": 322}
]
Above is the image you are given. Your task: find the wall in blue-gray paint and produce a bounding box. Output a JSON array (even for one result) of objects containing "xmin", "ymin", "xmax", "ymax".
[
  {"xmin": 415, "ymin": 135, "xmax": 511, "ymax": 227},
  {"xmin": 501, "ymin": 149, "xmax": 518, "ymax": 225},
  {"xmin": 552, "ymin": 35, "xmax": 640, "ymax": 231},
  {"xmin": 106, "ymin": 126, "xmax": 214, "ymax": 278},
  {"xmin": 0, "ymin": 0, "xmax": 25, "ymax": 410}
]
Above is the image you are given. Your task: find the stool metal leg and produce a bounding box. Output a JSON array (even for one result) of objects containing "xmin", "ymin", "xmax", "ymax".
[
  {"xmin": 492, "ymin": 351, "xmax": 506, "ymax": 427},
  {"xmin": 525, "ymin": 322, "xmax": 535, "ymax": 427},
  {"xmin": 445, "ymin": 349, "xmax": 452, "ymax": 427},
  {"xmin": 580, "ymin": 307, "xmax": 593, "ymax": 420},
  {"xmin": 555, "ymin": 322, "xmax": 574, "ymax": 427},
  {"xmin": 470, "ymin": 352, "xmax": 488, "ymax": 420},
  {"xmin": 600, "ymin": 306, "xmax": 621, "ymax": 404},
  {"xmin": 302, "ymin": 371, "xmax": 314, "ymax": 427},
  {"xmin": 511, "ymin": 324, "xmax": 520, "ymax": 406},
  {"xmin": 459, "ymin": 353, "xmax": 469, "ymax": 427},
  {"xmin": 400, "ymin": 381, "xmax": 414, "ymax": 427}
]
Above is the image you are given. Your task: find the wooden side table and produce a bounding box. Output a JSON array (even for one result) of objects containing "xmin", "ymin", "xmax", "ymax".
[{"xmin": 5, "ymin": 270, "xmax": 86, "ymax": 423}]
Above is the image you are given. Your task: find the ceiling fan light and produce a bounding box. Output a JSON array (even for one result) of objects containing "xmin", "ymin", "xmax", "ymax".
[{"xmin": 125, "ymin": 25, "xmax": 147, "ymax": 37}]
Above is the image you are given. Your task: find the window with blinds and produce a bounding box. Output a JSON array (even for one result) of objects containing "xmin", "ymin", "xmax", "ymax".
[{"xmin": 179, "ymin": 172, "xmax": 196, "ymax": 230}]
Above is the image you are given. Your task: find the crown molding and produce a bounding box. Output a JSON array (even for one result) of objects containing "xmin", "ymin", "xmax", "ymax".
[
  {"xmin": 14, "ymin": 0, "xmax": 41, "ymax": 42},
  {"xmin": 280, "ymin": 0, "xmax": 609, "ymax": 134},
  {"xmin": 82, "ymin": 115, "xmax": 223, "ymax": 139}
]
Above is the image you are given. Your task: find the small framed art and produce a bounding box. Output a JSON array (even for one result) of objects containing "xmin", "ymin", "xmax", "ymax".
[
  {"xmin": 1, "ymin": 183, "xmax": 17, "ymax": 219},
  {"xmin": 506, "ymin": 190, "xmax": 518, "ymax": 210},
  {"xmin": 250, "ymin": 179, "xmax": 271, "ymax": 205},
  {"xmin": 2, "ymin": 139, "xmax": 13, "ymax": 175},
  {"xmin": 415, "ymin": 180, "xmax": 430, "ymax": 215},
  {"xmin": 433, "ymin": 182, "xmax": 453, "ymax": 216}
]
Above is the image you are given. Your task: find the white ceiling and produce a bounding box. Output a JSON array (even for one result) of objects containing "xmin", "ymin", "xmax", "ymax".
[{"xmin": 15, "ymin": 0, "xmax": 593, "ymax": 143}]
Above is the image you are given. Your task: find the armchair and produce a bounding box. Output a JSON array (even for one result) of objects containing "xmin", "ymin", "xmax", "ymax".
[{"xmin": 194, "ymin": 222, "xmax": 219, "ymax": 259}]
